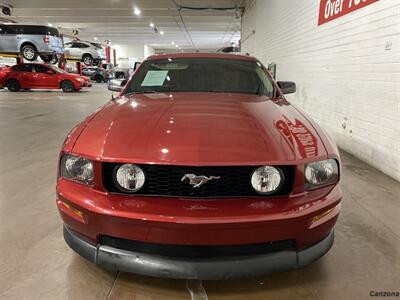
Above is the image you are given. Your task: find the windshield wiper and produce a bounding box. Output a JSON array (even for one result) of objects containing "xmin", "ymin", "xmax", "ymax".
[
  {"xmin": 207, "ymin": 90, "xmax": 228, "ymax": 93},
  {"xmin": 125, "ymin": 90, "xmax": 159, "ymax": 96}
]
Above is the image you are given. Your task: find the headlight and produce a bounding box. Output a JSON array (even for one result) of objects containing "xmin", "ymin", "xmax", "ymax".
[
  {"xmin": 114, "ymin": 164, "xmax": 145, "ymax": 192},
  {"xmin": 251, "ymin": 166, "xmax": 283, "ymax": 195},
  {"xmin": 60, "ymin": 155, "xmax": 93, "ymax": 184},
  {"xmin": 305, "ymin": 159, "xmax": 339, "ymax": 189}
]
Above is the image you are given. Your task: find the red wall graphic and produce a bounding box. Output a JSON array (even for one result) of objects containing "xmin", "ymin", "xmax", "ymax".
[{"xmin": 318, "ymin": 0, "xmax": 379, "ymax": 26}]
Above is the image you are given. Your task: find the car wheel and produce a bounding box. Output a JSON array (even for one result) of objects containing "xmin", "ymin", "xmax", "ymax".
[
  {"xmin": 50, "ymin": 55, "xmax": 58, "ymax": 64},
  {"xmin": 82, "ymin": 54, "xmax": 93, "ymax": 66},
  {"xmin": 94, "ymin": 74, "xmax": 103, "ymax": 83},
  {"xmin": 6, "ymin": 79, "xmax": 21, "ymax": 92},
  {"xmin": 60, "ymin": 80, "xmax": 75, "ymax": 93},
  {"xmin": 115, "ymin": 72, "xmax": 125, "ymax": 79},
  {"xmin": 21, "ymin": 44, "xmax": 38, "ymax": 61}
]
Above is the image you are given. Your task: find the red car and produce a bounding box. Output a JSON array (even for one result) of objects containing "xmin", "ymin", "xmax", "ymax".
[
  {"xmin": 3, "ymin": 63, "xmax": 90, "ymax": 92},
  {"xmin": 57, "ymin": 53, "xmax": 341, "ymax": 279},
  {"xmin": 0, "ymin": 66, "xmax": 12, "ymax": 89}
]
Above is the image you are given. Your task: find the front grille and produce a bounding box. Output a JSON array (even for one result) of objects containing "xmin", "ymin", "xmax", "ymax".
[
  {"xmin": 103, "ymin": 164, "xmax": 295, "ymax": 198},
  {"xmin": 100, "ymin": 235, "xmax": 296, "ymax": 259}
]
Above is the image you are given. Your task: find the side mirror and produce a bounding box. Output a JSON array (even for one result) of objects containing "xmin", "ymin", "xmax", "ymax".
[
  {"xmin": 108, "ymin": 78, "xmax": 127, "ymax": 92},
  {"xmin": 133, "ymin": 61, "xmax": 141, "ymax": 71},
  {"xmin": 277, "ymin": 81, "xmax": 296, "ymax": 95}
]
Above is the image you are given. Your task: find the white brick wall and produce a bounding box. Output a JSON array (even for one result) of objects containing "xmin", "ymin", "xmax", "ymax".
[{"xmin": 242, "ymin": 0, "xmax": 400, "ymax": 181}]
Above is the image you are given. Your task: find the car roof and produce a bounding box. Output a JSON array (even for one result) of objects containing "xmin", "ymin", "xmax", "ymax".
[
  {"xmin": 12, "ymin": 63, "xmax": 50, "ymax": 67},
  {"xmin": 146, "ymin": 53, "xmax": 258, "ymax": 62}
]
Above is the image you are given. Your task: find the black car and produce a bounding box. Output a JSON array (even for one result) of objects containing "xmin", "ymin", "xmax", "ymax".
[{"xmin": 81, "ymin": 66, "xmax": 111, "ymax": 83}]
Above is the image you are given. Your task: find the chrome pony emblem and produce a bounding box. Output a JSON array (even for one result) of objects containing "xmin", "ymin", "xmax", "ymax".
[{"xmin": 181, "ymin": 174, "xmax": 221, "ymax": 188}]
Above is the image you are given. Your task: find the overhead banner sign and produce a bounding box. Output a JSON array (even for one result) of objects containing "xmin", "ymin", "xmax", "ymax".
[{"xmin": 318, "ymin": 0, "xmax": 380, "ymax": 26}]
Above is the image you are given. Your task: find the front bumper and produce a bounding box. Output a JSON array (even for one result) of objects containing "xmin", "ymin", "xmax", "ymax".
[{"xmin": 64, "ymin": 224, "xmax": 334, "ymax": 280}]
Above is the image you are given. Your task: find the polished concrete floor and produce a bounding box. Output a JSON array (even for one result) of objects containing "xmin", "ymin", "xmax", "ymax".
[{"xmin": 0, "ymin": 85, "xmax": 399, "ymax": 300}]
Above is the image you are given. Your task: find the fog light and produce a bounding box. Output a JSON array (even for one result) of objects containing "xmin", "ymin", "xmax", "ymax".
[{"xmin": 114, "ymin": 164, "xmax": 145, "ymax": 192}]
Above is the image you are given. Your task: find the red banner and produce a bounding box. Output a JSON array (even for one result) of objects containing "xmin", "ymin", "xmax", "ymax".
[{"xmin": 318, "ymin": 0, "xmax": 379, "ymax": 26}]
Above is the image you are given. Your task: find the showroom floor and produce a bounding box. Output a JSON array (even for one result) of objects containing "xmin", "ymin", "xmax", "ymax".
[{"xmin": 0, "ymin": 85, "xmax": 399, "ymax": 300}]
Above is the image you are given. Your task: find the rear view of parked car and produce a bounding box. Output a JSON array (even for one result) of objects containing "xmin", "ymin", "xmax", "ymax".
[
  {"xmin": 82, "ymin": 66, "xmax": 110, "ymax": 83},
  {"xmin": 63, "ymin": 41, "xmax": 105, "ymax": 66},
  {"xmin": 113, "ymin": 60, "xmax": 140, "ymax": 79},
  {"xmin": 0, "ymin": 24, "xmax": 63, "ymax": 63}
]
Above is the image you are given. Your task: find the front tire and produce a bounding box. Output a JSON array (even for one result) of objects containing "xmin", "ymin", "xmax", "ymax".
[
  {"xmin": 6, "ymin": 79, "xmax": 21, "ymax": 92},
  {"xmin": 82, "ymin": 54, "xmax": 93, "ymax": 66},
  {"xmin": 60, "ymin": 80, "xmax": 75, "ymax": 93},
  {"xmin": 94, "ymin": 74, "xmax": 103, "ymax": 83},
  {"xmin": 115, "ymin": 72, "xmax": 125, "ymax": 79},
  {"xmin": 21, "ymin": 44, "xmax": 38, "ymax": 61}
]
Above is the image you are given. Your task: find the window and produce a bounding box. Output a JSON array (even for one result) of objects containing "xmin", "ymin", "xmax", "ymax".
[
  {"xmin": 1, "ymin": 25, "xmax": 59, "ymax": 36},
  {"xmin": 13, "ymin": 64, "xmax": 33, "ymax": 72},
  {"xmin": 2, "ymin": 25, "xmax": 16, "ymax": 34},
  {"xmin": 76, "ymin": 42, "xmax": 90, "ymax": 48},
  {"xmin": 90, "ymin": 42, "xmax": 102, "ymax": 49},
  {"xmin": 66, "ymin": 42, "xmax": 89, "ymax": 49},
  {"xmin": 123, "ymin": 58, "xmax": 275, "ymax": 97},
  {"xmin": 34, "ymin": 65, "xmax": 50, "ymax": 73}
]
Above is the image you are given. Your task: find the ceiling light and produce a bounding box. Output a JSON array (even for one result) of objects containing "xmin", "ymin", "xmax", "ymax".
[
  {"xmin": 160, "ymin": 30, "xmax": 164, "ymax": 35},
  {"xmin": 149, "ymin": 22, "xmax": 154, "ymax": 27},
  {"xmin": 134, "ymin": 7, "xmax": 141, "ymax": 15},
  {"xmin": 94, "ymin": 37, "xmax": 98, "ymax": 41},
  {"xmin": 175, "ymin": 44, "xmax": 178, "ymax": 48},
  {"xmin": 171, "ymin": 41, "xmax": 175, "ymax": 45},
  {"xmin": 48, "ymin": 23, "xmax": 52, "ymax": 27}
]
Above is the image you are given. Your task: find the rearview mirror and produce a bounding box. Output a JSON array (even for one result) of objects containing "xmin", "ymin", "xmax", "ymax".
[
  {"xmin": 277, "ymin": 81, "xmax": 296, "ymax": 95},
  {"xmin": 108, "ymin": 79, "xmax": 127, "ymax": 92}
]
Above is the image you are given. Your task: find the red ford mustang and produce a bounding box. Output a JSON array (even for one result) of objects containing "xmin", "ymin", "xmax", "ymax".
[
  {"xmin": 3, "ymin": 63, "xmax": 90, "ymax": 92},
  {"xmin": 57, "ymin": 53, "xmax": 342, "ymax": 279}
]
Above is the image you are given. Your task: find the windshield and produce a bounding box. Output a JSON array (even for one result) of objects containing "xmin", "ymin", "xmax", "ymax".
[{"xmin": 122, "ymin": 58, "xmax": 274, "ymax": 97}]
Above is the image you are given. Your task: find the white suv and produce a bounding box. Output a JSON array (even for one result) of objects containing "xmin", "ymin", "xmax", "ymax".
[
  {"xmin": 63, "ymin": 41, "xmax": 105, "ymax": 66},
  {"xmin": 0, "ymin": 24, "xmax": 63, "ymax": 62}
]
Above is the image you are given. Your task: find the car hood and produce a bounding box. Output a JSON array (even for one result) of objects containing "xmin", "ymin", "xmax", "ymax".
[
  {"xmin": 71, "ymin": 92, "xmax": 328, "ymax": 165},
  {"xmin": 0, "ymin": 67, "xmax": 11, "ymax": 76}
]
